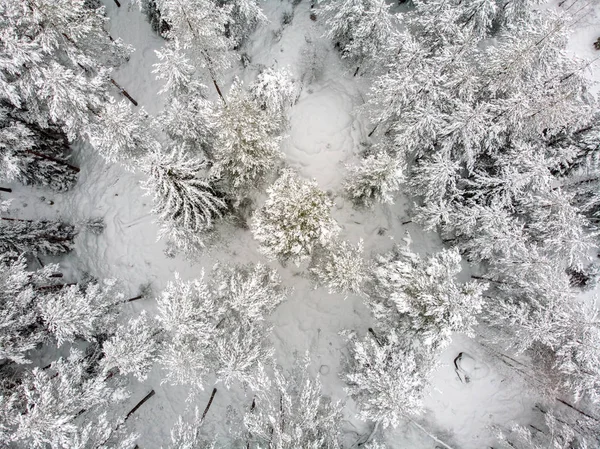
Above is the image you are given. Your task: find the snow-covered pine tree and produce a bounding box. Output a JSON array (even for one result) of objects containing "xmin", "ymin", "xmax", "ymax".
[
  {"xmin": 157, "ymin": 263, "xmax": 284, "ymax": 393},
  {"xmin": 37, "ymin": 279, "xmax": 124, "ymax": 346},
  {"xmin": 249, "ymin": 67, "xmax": 296, "ymax": 131},
  {"xmin": 553, "ymin": 299, "xmax": 600, "ymax": 403},
  {"xmin": 369, "ymin": 237, "xmax": 487, "ymax": 351},
  {"xmin": 211, "ymin": 262, "xmax": 287, "ymax": 322},
  {"xmin": 151, "ymin": 0, "xmax": 235, "ymax": 101},
  {"xmin": 2, "ymin": 349, "xmax": 136, "ymax": 449},
  {"xmin": 244, "ymin": 355, "xmax": 343, "ymax": 449},
  {"xmin": 479, "ymin": 243, "xmax": 600, "ymax": 401},
  {"xmin": 0, "ymin": 253, "xmax": 58, "ymax": 364},
  {"xmin": 101, "ymin": 311, "xmax": 161, "ymax": 382},
  {"xmin": 210, "ymin": 263, "xmax": 285, "ymax": 388},
  {"xmin": 0, "ymin": 218, "xmax": 76, "ymax": 256},
  {"xmin": 445, "ymin": 202, "xmax": 529, "ymax": 264},
  {"xmin": 153, "ymin": 44, "xmax": 216, "ymax": 156},
  {"xmin": 310, "ymin": 239, "xmax": 368, "ymax": 296},
  {"xmin": 219, "ymin": 0, "xmax": 267, "ymax": 48},
  {"xmin": 251, "ymin": 169, "xmax": 340, "ymax": 265},
  {"xmin": 211, "ymin": 80, "xmax": 283, "ymax": 193},
  {"xmin": 322, "ymin": 0, "xmax": 398, "ymax": 74},
  {"xmin": 0, "ymin": 0, "xmax": 130, "ymax": 141},
  {"xmin": 0, "ymin": 108, "xmax": 78, "ymax": 191},
  {"xmin": 343, "ymin": 329, "xmax": 434, "ymax": 429},
  {"xmin": 156, "ymin": 273, "xmax": 216, "ymax": 390},
  {"xmin": 496, "ymin": 407, "xmax": 599, "ymax": 449},
  {"xmin": 141, "ymin": 147, "xmax": 228, "ymax": 256},
  {"xmin": 344, "ymin": 151, "xmax": 404, "ymax": 207},
  {"xmin": 165, "ymin": 408, "xmax": 216, "ymax": 449},
  {"xmin": 140, "ymin": 0, "xmax": 171, "ymax": 37},
  {"xmin": 408, "ymin": 152, "xmax": 460, "ymax": 209},
  {"xmin": 88, "ymin": 100, "xmax": 160, "ymax": 167},
  {"xmin": 525, "ymin": 191, "xmax": 597, "ymax": 270},
  {"xmin": 158, "ymin": 94, "xmax": 215, "ymax": 157},
  {"xmin": 153, "ymin": 43, "xmax": 198, "ymax": 96}
]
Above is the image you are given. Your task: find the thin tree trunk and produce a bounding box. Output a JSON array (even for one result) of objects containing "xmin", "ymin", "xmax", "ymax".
[
  {"xmin": 201, "ymin": 388, "xmax": 218, "ymax": 421},
  {"xmin": 353, "ymin": 66, "xmax": 360, "ymax": 77},
  {"xmin": 1, "ymin": 217, "xmax": 34, "ymax": 223},
  {"xmin": 470, "ymin": 275, "xmax": 506, "ymax": 285},
  {"xmin": 37, "ymin": 282, "xmax": 77, "ymax": 292},
  {"xmin": 125, "ymin": 295, "xmax": 143, "ymax": 302},
  {"xmin": 368, "ymin": 122, "xmax": 379, "ymax": 137},
  {"xmin": 279, "ymin": 395, "xmax": 284, "ymax": 432},
  {"xmin": 110, "ymin": 79, "xmax": 138, "ymax": 106},
  {"xmin": 245, "ymin": 397, "xmax": 256, "ymax": 449},
  {"xmin": 125, "ymin": 390, "xmax": 155, "ymax": 421},
  {"xmin": 25, "ymin": 150, "xmax": 79, "ymax": 172},
  {"xmin": 556, "ymin": 398, "xmax": 600, "ymax": 422},
  {"xmin": 555, "ymin": 176, "xmax": 600, "ymax": 191},
  {"xmin": 113, "ymin": 0, "xmax": 121, "ymax": 6},
  {"xmin": 401, "ymin": 220, "xmax": 412, "ymax": 225},
  {"xmin": 213, "ymin": 79, "xmax": 226, "ymax": 104},
  {"xmin": 50, "ymin": 273, "xmax": 63, "ymax": 278},
  {"xmin": 0, "ymin": 187, "xmax": 12, "ymax": 193},
  {"xmin": 368, "ymin": 327, "xmax": 383, "ymax": 347}
]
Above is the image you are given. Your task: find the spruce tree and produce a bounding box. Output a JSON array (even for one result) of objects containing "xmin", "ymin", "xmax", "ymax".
[
  {"xmin": 152, "ymin": 0, "xmax": 235, "ymax": 101},
  {"xmin": 0, "ymin": 253, "xmax": 58, "ymax": 364},
  {"xmin": 0, "ymin": 108, "xmax": 78, "ymax": 191},
  {"xmin": 0, "ymin": 0, "xmax": 130, "ymax": 141},
  {"xmin": 211, "ymin": 80, "xmax": 284, "ymax": 193},
  {"xmin": 38, "ymin": 280, "xmax": 124, "ymax": 346},
  {"xmin": 344, "ymin": 151, "xmax": 404, "ymax": 207},
  {"xmin": 2, "ymin": 349, "xmax": 136, "ymax": 449},
  {"xmin": 323, "ymin": 0, "xmax": 398, "ymax": 74},
  {"xmin": 251, "ymin": 170, "xmax": 340, "ymax": 265},
  {"xmin": 157, "ymin": 263, "xmax": 285, "ymax": 394},
  {"xmin": 369, "ymin": 239, "xmax": 487, "ymax": 351},
  {"xmin": 343, "ymin": 329, "xmax": 433, "ymax": 429},
  {"xmin": 0, "ymin": 219, "xmax": 76, "ymax": 256},
  {"xmin": 141, "ymin": 147, "xmax": 228, "ymax": 256},
  {"xmin": 244, "ymin": 355, "xmax": 343, "ymax": 449}
]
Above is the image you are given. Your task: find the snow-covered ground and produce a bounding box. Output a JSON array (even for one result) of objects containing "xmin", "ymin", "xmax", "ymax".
[{"xmin": 7, "ymin": 0, "xmax": 599, "ymax": 447}]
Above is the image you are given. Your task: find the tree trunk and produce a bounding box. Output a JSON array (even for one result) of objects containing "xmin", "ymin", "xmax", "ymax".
[
  {"xmin": 368, "ymin": 327, "xmax": 383, "ymax": 347},
  {"xmin": 125, "ymin": 295, "xmax": 144, "ymax": 302},
  {"xmin": 245, "ymin": 397, "xmax": 256, "ymax": 449},
  {"xmin": 470, "ymin": 275, "xmax": 506, "ymax": 285},
  {"xmin": 36, "ymin": 282, "xmax": 77, "ymax": 292},
  {"xmin": 353, "ymin": 66, "xmax": 360, "ymax": 77},
  {"xmin": 113, "ymin": 0, "xmax": 121, "ymax": 6},
  {"xmin": 25, "ymin": 150, "xmax": 79, "ymax": 172},
  {"xmin": 125, "ymin": 390, "xmax": 155, "ymax": 421},
  {"xmin": 0, "ymin": 187, "xmax": 12, "ymax": 193},
  {"xmin": 110, "ymin": 79, "xmax": 138, "ymax": 106},
  {"xmin": 213, "ymin": 79, "xmax": 226, "ymax": 104},
  {"xmin": 368, "ymin": 122, "xmax": 379, "ymax": 137},
  {"xmin": 201, "ymin": 388, "xmax": 218, "ymax": 421},
  {"xmin": 1, "ymin": 217, "xmax": 35, "ymax": 223},
  {"xmin": 279, "ymin": 395, "xmax": 284, "ymax": 432},
  {"xmin": 556, "ymin": 398, "xmax": 600, "ymax": 422}
]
